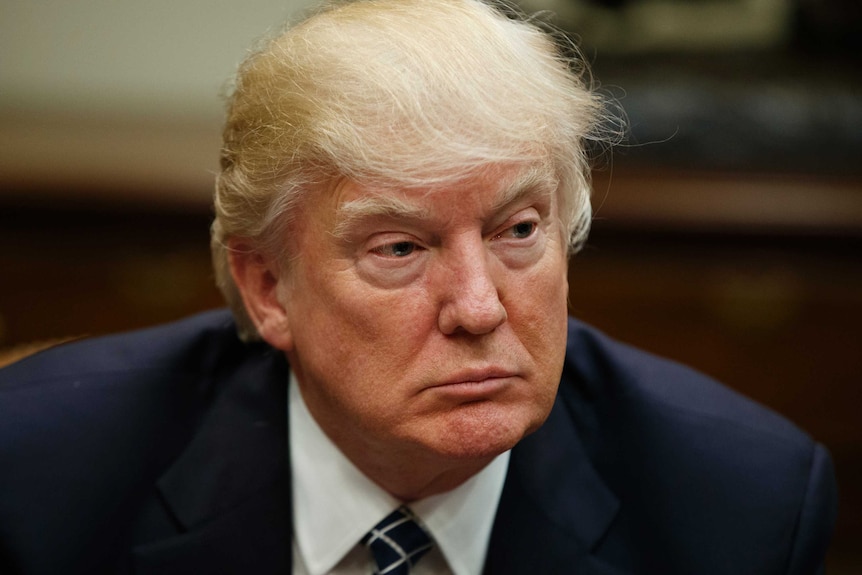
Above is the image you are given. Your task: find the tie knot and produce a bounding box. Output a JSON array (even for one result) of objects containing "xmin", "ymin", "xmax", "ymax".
[{"xmin": 362, "ymin": 506, "xmax": 433, "ymax": 575}]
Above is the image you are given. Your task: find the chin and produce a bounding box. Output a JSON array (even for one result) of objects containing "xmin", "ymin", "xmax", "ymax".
[{"xmin": 427, "ymin": 400, "xmax": 548, "ymax": 461}]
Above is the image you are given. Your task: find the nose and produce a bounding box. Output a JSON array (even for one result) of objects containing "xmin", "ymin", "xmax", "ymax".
[{"xmin": 437, "ymin": 244, "xmax": 507, "ymax": 336}]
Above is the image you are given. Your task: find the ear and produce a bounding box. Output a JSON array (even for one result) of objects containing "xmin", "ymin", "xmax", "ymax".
[{"xmin": 227, "ymin": 238, "xmax": 295, "ymax": 352}]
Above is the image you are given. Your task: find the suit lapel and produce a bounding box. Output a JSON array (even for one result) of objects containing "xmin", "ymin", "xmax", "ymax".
[
  {"xmin": 132, "ymin": 345, "xmax": 293, "ymax": 574},
  {"xmin": 484, "ymin": 394, "xmax": 627, "ymax": 575}
]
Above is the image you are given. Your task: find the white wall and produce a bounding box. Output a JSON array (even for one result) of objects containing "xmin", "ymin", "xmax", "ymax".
[{"xmin": 0, "ymin": 1, "xmax": 315, "ymax": 205}]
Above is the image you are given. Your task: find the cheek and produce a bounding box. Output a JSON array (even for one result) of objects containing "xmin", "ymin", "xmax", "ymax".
[
  {"xmin": 506, "ymin": 249, "xmax": 568, "ymax": 319},
  {"xmin": 332, "ymin": 280, "xmax": 434, "ymax": 347},
  {"xmin": 289, "ymin": 271, "xmax": 434, "ymax": 383},
  {"xmin": 505, "ymin": 254, "xmax": 569, "ymax": 370}
]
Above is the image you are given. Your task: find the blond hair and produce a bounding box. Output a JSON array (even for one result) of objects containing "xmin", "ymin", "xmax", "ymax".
[{"xmin": 212, "ymin": 0, "xmax": 611, "ymax": 339}]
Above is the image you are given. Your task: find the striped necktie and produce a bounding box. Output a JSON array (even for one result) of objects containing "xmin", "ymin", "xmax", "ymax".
[{"xmin": 361, "ymin": 506, "xmax": 433, "ymax": 575}]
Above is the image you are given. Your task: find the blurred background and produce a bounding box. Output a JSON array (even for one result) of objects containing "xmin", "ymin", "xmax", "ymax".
[{"xmin": 1, "ymin": 0, "xmax": 860, "ymax": 570}]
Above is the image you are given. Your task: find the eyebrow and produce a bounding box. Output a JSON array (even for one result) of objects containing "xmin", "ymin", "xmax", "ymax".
[
  {"xmin": 333, "ymin": 194, "xmax": 429, "ymax": 239},
  {"xmin": 333, "ymin": 165, "xmax": 558, "ymax": 239},
  {"xmin": 490, "ymin": 165, "xmax": 558, "ymax": 213}
]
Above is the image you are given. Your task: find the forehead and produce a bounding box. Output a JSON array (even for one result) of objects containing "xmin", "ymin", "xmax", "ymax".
[{"xmin": 331, "ymin": 162, "xmax": 559, "ymax": 226}]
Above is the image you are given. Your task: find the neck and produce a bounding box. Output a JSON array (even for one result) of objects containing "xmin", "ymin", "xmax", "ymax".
[
  {"xmin": 317, "ymin": 411, "xmax": 498, "ymax": 500},
  {"xmin": 349, "ymin": 449, "xmax": 495, "ymax": 502},
  {"xmin": 291, "ymin": 373, "xmax": 499, "ymax": 501}
]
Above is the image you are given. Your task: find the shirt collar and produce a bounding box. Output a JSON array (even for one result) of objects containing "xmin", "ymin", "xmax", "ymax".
[{"xmin": 289, "ymin": 372, "xmax": 509, "ymax": 575}]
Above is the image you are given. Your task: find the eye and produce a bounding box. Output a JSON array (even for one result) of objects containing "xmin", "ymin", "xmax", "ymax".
[
  {"xmin": 496, "ymin": 220, "xmax": 537, "ymax": 241},
  {"xmin": 373, "ymin": 241, "xmax": 417, "ymax": 258},
  {"xmin": 489, "ymin": 213, "xmax": 545, "ymax": 269},
  {"xmin": 511, "ymin": 221, "xmax": 536, "ymax": 239}
]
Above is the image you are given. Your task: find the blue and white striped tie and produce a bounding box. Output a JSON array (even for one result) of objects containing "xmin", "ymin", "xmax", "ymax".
[{"xmin": 362, "ymin": 506, "xmax": 433, "ymax": 575}]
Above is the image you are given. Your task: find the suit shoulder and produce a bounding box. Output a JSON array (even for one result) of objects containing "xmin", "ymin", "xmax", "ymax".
[
  {"xmin": 0, "ymin": 309, "xmax": 283, "ymax": 460},
  {"xmin": 557, "ymin": 317, "xmax": 837, "ymax": 573},
  {"xmin": 561, "ymin": 316, "xmax": 811, "ymax": 448},
  {"xmin": 0, "ymin": 309, "xmax": 240, "ymax": 388},
  {"xmin": 0, "ymin": 310, "xmax": 287, "ymax": 572}
]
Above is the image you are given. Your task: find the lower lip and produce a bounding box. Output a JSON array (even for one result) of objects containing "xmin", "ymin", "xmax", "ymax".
[{"xmin": 428, "ymin": 377, "xmax": 513, "ymax": 401}]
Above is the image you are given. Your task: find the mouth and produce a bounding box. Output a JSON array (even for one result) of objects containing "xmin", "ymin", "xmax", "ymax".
[
  {"xmin": 437, "ymin": 367, "xmax": 517, "ymax": 385},
  {"xmin": 427, "ymin": 367, "xmax": 519, "ymax": 400}
]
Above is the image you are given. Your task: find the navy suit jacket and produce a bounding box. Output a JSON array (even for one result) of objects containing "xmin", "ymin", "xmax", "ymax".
[{"xmin": 0, "ymin": 310, "xmax": 837, "ymax": 574}]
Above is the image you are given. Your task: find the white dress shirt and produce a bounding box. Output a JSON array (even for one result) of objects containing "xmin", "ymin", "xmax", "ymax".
[{"xmin": 289, "ymin": 373, "xmax": 510, "ymax": 575}]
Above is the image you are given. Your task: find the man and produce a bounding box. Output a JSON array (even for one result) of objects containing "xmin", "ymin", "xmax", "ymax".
[{"xmin": 0, "ymin": 0, "xmax": 837, "ymax": 574}]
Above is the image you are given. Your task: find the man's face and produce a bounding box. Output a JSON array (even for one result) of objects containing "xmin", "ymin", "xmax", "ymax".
[{"xmin": 274, "ymin": 162, "xmax": 570, "ymax": 482}]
